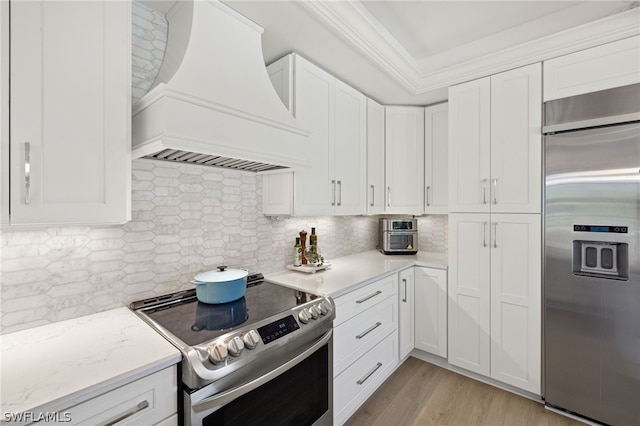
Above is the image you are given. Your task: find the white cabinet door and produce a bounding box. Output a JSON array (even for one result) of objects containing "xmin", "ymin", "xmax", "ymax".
[
  {"xmin": 448, "ymin": 78, "xmax": 491, "ymax": 213},
  {"xmin": 366, "ymin": 98, "xmax": 385, "ymax": 215},
  {"xmin": 265, "ymin": 54, "xmax": 366, "ymax": 217},
  {"xmin": 292, "ymin": 56, "xmax": 335, "ymax": 216},
  {"xmin": 448, "ymin": 213, "xmax": 491, "ymax": 375},
  {"xmin": 490, "ymin": 213, "xmax": 541, "ymax": 394},
  {"xmin": 266, "ymin": 55, "xmax": 292, "ymax": 111},
  {"xmin": 261, "ymin": 172, "xmax": 293, "ymax": 216},
  {"xmin": 414, "ymin": 267, "xmax": 447, "ymax": 358},
  {"xmin": 385, "ymin": 107, "xmax": 424, "ymax": 214},
  {"xmin": 333, "ymin": 79, "xmax": 367, "ymax": 215},
  {"xmin": 544, "ymin": 35, "xmax": 640, "ymax": 101},
  {"xmin": 490, "ymin": 63, "xmax": 542, "ymax": 214},
  {"xmin": 424, "ymin": 103, "xmax": 448, "ymax": 214},
  {"xmin": 398, "ymin": 267, "xmax": 415, "ymax": 360},
  {"xmin": 9, "ymin": 0, "xmax": 130, "ymax": 225}
]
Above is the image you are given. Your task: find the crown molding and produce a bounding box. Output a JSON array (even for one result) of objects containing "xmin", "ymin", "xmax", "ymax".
[{"xmin": 299, "ymin": 2, "xmax": 640, "ymax": 94}]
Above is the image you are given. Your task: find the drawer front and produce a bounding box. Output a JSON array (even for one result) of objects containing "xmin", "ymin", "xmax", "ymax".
[
  {"xmin": 62, "ymin": 365, "xmax": 177, "ymax": 426},
  {"xmin": 334, "ymin": 274, "xmax": 397, "ymax": 326},
  {"xmin": 334, "ymin": 295, "xmax": 397, "ymax": 376},
  {"xmin": 334, "ymin": 332, "xmax": 399, "ymax": 426}
]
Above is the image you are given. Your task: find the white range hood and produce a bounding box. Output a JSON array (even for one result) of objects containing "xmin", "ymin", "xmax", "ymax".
[{"xmin": 132, "ymin": 0, "xmax": 310, "ymax": 172}]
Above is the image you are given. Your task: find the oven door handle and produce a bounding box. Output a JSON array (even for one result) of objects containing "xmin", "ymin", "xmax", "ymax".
[{"xmin": 192, "ymin": 329, "xmax": 333, "ymax": 413}]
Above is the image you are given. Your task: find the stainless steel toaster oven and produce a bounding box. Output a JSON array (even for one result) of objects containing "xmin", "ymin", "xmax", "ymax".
[{"xmin": 377, "ymin": 218, "xmax": 418, "ymax": 255}]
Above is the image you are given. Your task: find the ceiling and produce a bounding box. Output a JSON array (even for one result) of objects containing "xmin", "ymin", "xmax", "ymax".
[{"xmin": 142, "ymin": 0, "xmax": 640, "ymax": 105}]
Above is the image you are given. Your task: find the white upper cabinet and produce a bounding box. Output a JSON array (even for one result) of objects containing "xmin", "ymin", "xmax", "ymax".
[
  {"xmin": 448, "ymin": 78, "xmax": 491, "ymax": 213},
  {"xmin": 385, "ymin": 107, "xmax": 425, "ymax": 215},
  {"xmin": 265, "ymin": 54, "xmax": 366, "ymax": 216},
  {"xmin": 366, "ymin": 98, "xmax": 385, "ymax": 215},
  {"xmin": 333, "ymin": 79, "xmax": 367, "ymax": 215},
  {"xmin": 490, "ymin": 63, "xmax": 542, "ymax": 214},
  {"xmin": 424, "ymin": 103, "xmax": 449, "ymax": 214},
  {"xmin": 449, "ymin": 63, "xmax": 541, "ymax": 214},
  {"xmin": 544, "ymin": 35, "xmax": 640, "ymax": 101},
  {"xmin": 292, "ymin": 55, "xmax": 335, "ymax": 216},
  {"xmin": 8, "ymin": 0, "xmax": 131, "ymax": 225}
]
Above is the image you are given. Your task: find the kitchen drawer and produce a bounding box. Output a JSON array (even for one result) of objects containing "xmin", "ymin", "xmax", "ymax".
[
  {"xmin": 334, "ymin": 294, "xmax": 398, "ymax": 376},
  {"xmin": 60, "ymin": 365, "xmax": 177, "ymax": 426},
  {"xmin": 334, "ymin": 331, "xmax": 398, "ymax": 426},
  {"xmin": 334, "ymin": 274, "xmax": 397, "ymax": 326}
]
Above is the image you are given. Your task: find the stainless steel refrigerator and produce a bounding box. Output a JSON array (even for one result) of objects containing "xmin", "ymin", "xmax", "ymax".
[{"xmin": 543, "ymin": 83, "xmax": 640, "ymax": 425}]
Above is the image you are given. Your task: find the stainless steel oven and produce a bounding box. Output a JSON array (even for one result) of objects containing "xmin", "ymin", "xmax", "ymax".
[
  {"xmin": 377, "ymin": 218, "xmax": 418, "ymax": 254},
  {"xmin": 130, "ymin": 274, "xmax": 334, "ymax": 426}
]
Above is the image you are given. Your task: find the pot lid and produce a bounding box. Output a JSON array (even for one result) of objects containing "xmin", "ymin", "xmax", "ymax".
[{"xmin": 194, "ymin": 266, "xmax": 248, "ymax": 283}]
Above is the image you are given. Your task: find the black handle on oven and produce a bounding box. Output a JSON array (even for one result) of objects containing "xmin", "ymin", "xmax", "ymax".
[{"xmin": 192, "ymin": 329, "xmax": 333, "ymax": 413}]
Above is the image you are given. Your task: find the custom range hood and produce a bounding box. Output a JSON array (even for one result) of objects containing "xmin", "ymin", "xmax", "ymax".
[{"xmin": 132, "ymin": 0, "xmax": 309, "ymax": 172}]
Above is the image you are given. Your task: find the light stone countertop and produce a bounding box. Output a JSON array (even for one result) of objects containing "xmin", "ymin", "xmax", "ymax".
[
  {"xmin": 265, "ymin": 250, "xmax": 447, "ymax": 298},
  {"xmin": 1, "ymin": 307, "xmax": 181, "ymax": 416}
]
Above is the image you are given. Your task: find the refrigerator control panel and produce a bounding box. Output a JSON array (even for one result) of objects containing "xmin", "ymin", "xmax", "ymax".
[{"xmin": 574, "ymin": 224, "xmax": 628, "ymax": 233}]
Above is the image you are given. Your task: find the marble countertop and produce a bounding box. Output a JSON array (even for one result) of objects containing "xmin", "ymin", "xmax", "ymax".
[
  {"xmin": 1, "ymin": 307, "xmax": 181, "ymax": 416},
  {"xmin": 265, "ymin": 250, "xmax": 447, "ymax": 298}
]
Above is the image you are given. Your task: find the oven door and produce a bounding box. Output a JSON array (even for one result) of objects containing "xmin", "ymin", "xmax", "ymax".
[
  {"xmin": 383, "ymin": 231, "xmax": 417, "ymax": 253},
  {"xmin": 185, "ymin": 330, "xmax": 333, "ymax": 426}
]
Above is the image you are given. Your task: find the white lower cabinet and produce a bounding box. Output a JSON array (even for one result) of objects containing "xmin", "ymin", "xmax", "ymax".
[
  {"xmin": 414, "ymin": 267, "xmax": 448, "ymax": 358},
  {"xmin": 333, "ymin": 275, "xmax": 399, "ymax": 425},
  {"xmin": 448, "ymin": 213, "xmax": 541, "ymax": 394},
  {"xmin": 61, "ymin": 365, "xmax": 178, "ymax": 426},
  {"xmin": 334, "ymin": 332, "xmax": 398, "ymax": 426},
  {"xmin": 398, "ymin": 267, "xmax": 415, "ymax": 360}
]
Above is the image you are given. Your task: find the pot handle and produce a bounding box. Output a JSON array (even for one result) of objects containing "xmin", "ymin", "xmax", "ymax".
[{"xmin": 217, "ymin": 265, "xmax": 227, "ymax": 271}]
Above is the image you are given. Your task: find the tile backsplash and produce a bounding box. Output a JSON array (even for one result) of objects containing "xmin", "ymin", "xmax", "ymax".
[{"xmin": 1, "ymin": 160, "xmax": 447, "ymax": 334}]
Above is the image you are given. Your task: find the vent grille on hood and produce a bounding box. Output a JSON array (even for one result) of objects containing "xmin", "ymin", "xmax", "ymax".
[{"xmin": 145, "ymin": 149, "xmax": 286, "ymax": 172}]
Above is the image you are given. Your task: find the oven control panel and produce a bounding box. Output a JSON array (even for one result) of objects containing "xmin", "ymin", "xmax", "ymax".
[
  {"xmin": 257, "ymin": 315, "xmax": 300, "ymax": 344},
  {"xmin": 206, "ymin": 298, "xmax": 334, "ymax": 366}
]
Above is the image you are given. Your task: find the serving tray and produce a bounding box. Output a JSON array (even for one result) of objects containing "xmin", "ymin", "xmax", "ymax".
[{"xmin": 286, "ymin": 263, "xmax": 332, "ymax": 274}]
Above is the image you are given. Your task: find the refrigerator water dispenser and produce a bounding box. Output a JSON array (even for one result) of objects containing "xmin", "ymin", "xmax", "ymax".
[{"xmin": 572, "ymin": 241, "xmax": 629, "ymax": 280}]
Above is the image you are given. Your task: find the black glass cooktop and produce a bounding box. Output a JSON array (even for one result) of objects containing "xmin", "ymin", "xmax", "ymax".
[{"xmin": 137, "ymin": 281, "xmax": 312, "ymax": 346}]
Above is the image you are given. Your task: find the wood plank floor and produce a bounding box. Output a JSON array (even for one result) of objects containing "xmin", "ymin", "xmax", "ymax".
[{"xmin": 344, "ymin": 357, "xmax": 583, "ymax": 426}]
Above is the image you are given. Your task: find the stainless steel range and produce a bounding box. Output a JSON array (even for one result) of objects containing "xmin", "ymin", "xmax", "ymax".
[{"xmin": 130, "ymin": 273, "xmax": 334, "ymax": 426}]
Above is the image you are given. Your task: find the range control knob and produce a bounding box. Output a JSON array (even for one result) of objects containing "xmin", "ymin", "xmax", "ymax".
[
  {"xmin": 317, "ymin": 302, "xmax": 328, "ymax": 316},
  {"xmin": 298, "ymin": 309, "xmax": 311, "ymax": 324},
  {"xmin": 209, "ymin": 344, "xmax": 228, "ymax": 364},
  {"xmin": 321, "ymin": 300, "xmax": 332, "ymax": 315},
  {"xmin": 243, "ymin": 330, "xmax": 261, "ymax": 350},
  {"xmin": 227, "ymin": 336, "xmax": 245, "ymax": 357},
  {"xmin": 308, "ymin": 306, "xmax": 320, "ymax": 320}
]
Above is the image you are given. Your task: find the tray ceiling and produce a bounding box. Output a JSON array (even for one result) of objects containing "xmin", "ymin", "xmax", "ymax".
[{"xmin": 144, "ymin": 0, "xmax": 640, "ymax": 105}]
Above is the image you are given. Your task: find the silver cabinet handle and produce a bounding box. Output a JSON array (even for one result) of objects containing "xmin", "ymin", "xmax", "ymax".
[
  {"xmin": 493, "ymin": 222, "xmax": 498, "ymax": 248},
  {"xmin": 331, "ymin": 180, "xmax": 336, "ymax": 206},
  {"xmin": 356, "ymin": 290, "xmax": 382, "ymax": 304},
  {"xmin": 402, "ymin": 278, "xmax": 407, "ymax": 302},
  {"xmin": 387, "ymin": 186, "xmax": 391, "ymax": 207},
  {"xmin": 492, "ymin": 178, "xmax": 498, "ymax": 204},
  {"xmin": 103, "ymin": 400, "xmax": 149, "ymax": 426},
  {"xmin": 356, "ymin": 322, "xmax": 382, "ymax": 339},
  {"xmin": 357, "ymin": 362, "xmax": 383, "ymax": 385},
  {"xmin": 337, "ymin": 180, "xmax": 342, "ymax": 206},
  {"xmin": 24, "ymin": 142, "xmax": 31, "ymax": 205},
  {"xmin": 425, "ymin": 186, "xmax": 430, "ymax": 206},
  {"xmin": 370, "ymin": 185, "xmax": 374, "ymax": 207},
  {"xmin": 483, "ymin": 222, "xmax": 488, "ymax": 248},
  {"xmin": 481, "ymin": 179, "xmax": 488, "ymax": 204}
]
